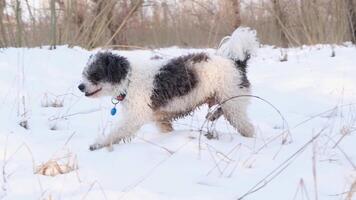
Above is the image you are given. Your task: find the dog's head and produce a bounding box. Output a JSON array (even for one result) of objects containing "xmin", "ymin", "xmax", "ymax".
[{"xmin": 79, "ymin": 52, "xmax": 130, "ymax": 98}]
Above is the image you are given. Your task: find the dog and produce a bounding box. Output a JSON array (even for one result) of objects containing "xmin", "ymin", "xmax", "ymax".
[{"xmin": 78, "ymin": 27, "xmax": 259, "ymax": 151}]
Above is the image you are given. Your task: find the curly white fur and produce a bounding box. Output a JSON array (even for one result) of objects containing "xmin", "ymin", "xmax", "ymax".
[{"xmin": 85, "ymin": 27, "xmax": 259, "ymax": 151}]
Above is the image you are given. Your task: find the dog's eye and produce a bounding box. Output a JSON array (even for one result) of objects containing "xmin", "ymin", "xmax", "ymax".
[{"xmin": 89, "ymin": 72, "xmax": 101, "ymax": 83}]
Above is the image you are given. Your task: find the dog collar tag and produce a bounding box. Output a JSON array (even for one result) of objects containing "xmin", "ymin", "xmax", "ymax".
[
  {"xmin": 110, "ymin": 94, "xmax": 126, "ymax": 116},
  {"xmin": 110, "ymin": 97, "xmax": 119, "ymax": 116},
  {"xmin": 111, "ymin": 107, "xmax": 117, "ymax": 116}
]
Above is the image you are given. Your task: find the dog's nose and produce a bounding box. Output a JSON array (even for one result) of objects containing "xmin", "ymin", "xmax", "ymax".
[{"xmin": 78, "ymin": 83, "xmax": 85, "ymax": 92}]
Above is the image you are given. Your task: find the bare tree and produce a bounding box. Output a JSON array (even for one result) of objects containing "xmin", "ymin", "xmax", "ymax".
[
  {"xmin": 0, "ymin": 0, "xmax": 355, "ymax": 48},
  {"xmin": 50, "ymin": 0, "xmax": 57, "ymax": 49},
  {"xmin": 87, "ymin": 0, "xmax": 107, "ymax": 48},
  {"xmin": 15, "ymin": 0, "xmax": 24, "ymax": 47},
  {"xmin": 0, "ymin": 0, "xmax": 7, "ymax": 47},
  {"xmin": 24, "ymin": 0, "xmax": 36, "ymax": 46},
  {"xmin": 107, "ymin": 0, "xmax": 128, "ymax": 46},
  {"xmin": 86, "ymin": 0, "xmax": 136, "ymax": 48},
  {"xmin": 72, "ymin": 1, "xmax": 85, "ymax": 30},
  {"xmin": 230, "ymin": 0, "xmax": 241, "ymax": 29},
  {"xmin": 271, "ymin": 0, "xmax": 288, "ymax": 48},
  {"xmin": 104, "ymin": 0, "xmax": 143, "ymax": 47},
  {"xmin": 346, "ymin": 0, "xmax": 356, "ymax": 43}
]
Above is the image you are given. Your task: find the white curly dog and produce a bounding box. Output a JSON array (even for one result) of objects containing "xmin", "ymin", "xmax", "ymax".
[{"xmin": 78, "ymin": 27, "xmax": 259, "ymax": 151}]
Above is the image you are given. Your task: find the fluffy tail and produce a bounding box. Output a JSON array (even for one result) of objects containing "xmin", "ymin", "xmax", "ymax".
[{"xmin": 217, "ymin": 27, "xmax": 259, "ymax": 68}]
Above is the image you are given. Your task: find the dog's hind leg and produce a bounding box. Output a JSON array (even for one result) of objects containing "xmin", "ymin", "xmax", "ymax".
[
  {"xmin": 205, "ymin": 96, "xmax": 224, "ymax": 122},
  {"xmin": 217, "ymin": 88, "xmax": 255, "ymax": 137}
]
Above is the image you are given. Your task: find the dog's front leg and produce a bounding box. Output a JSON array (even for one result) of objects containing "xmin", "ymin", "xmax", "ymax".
[{"xmin": 89, "ymin": 114, "xmax": 146, "ymax": 151}]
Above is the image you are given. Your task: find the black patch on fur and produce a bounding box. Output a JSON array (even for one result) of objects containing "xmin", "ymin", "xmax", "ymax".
[
  {"xmin": 234, "ymin": 54, "xmax": 251, "ymax": 88},
  {"xmin": 85, "ymin": 52, "xmax": 129, "ymax": 84},
  {"xmin": 150, "ymin": 53, "xmax": 208, "ymax": 109}
]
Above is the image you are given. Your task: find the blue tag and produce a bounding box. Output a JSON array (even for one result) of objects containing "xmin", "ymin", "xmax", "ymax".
[{"xmin": 111, "ymin": 107, "xmax": 117, "ymax": 116}]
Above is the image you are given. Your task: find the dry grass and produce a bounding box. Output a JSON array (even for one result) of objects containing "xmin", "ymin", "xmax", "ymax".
[
  {"xmin": 35, "ymin": 153, "xmax": 78, "ymax": 177},
  {"xmin": 34, "ymin": 132, "xmax": 80, "ymax": 177},
  {"xmin": 346, "ymin": 179, "xmax": 356, "ymax": 200},
  {"xmin": 41, "ymin": 93, "xmax": 64, "ymax": 108},
  {"xmin": 1, "ymin": 93, "xmax": 356, "ymax": 199},
  {"xmin": 0, "ymin": 131, "xmax": 80, "ymax": 200},
  {"xmin": 292, "ymin": 179, "xmax": 311, "ymax": 200},
  {"xmin": 196, "ymin": 99, "xmax": 356, "ymax": 200}
]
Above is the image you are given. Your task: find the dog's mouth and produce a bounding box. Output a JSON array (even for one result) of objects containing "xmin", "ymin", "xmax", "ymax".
[{"xmin": 85, "ymin": 88, "xmax": 102, "ymax": 97}]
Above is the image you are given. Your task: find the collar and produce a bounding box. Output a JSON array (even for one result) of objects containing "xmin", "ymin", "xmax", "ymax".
[
  {"xmin": 111, "ymin": 93, "xmax": 126, "ymax": 105},
  {"xmin": 114, "ymin": 71, "xmax": 131, "ymax": 102},
  {"xmin": 115, "ymin": 93, "xmax": 126, "ymax": 101},
  {"xmin": 113, "ymin": 71, "xmax": 130, "ymax": 103}
]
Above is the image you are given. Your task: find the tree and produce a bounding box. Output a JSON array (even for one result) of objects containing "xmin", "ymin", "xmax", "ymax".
[
  {"xmin": 87, "ymin": 0, "xmax": 110, "ymax": 48},
  {"xmin": 50, "ymin": 0, "xmax": 57, "ymax": 49},
  {"xmin": 271, "ymin": 0, "xmax": 288, "ymax": 48},
  {"xmin": 0, "ymin": 0, "xmax": 7, "ymax": 47},
  {"xmin": 104, "ymin": 0, "xmax": 143, "ymax": 47},
  {"xmin": 347, "ymin": 0, "xmax": 356, "ymax": 43},
  {"xmin": 0, "ymin": 0, "xmax": 7, "ymax": 46},
  {"xmin": 107, "ymin": 0, "xmax": 128, "ymax": 46},
  {"xmin": 14, "ymin": 0, "xmax": 24, "ymax": 47},
  {"xmin": 230, "ymin": 0, "xmax": 241, "ymax": 29}
]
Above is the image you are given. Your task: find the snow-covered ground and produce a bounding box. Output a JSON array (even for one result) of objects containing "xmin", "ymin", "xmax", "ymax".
[{"xmin": 0, "ymin": 45, "xmax": 355, "ymax": 200}]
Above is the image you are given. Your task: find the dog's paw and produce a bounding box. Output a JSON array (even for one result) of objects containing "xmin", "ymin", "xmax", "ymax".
[
  {"xmin": 89, "ymin": 135, "xmax": 134, "ymax": 151},
  {"xmin": 121, "ymin": 136, "xmax": 134, "ymax": 143},
  {"xmin": 89, "ymin": 136, "xmax": 109, "ymax": 151},
  {"xmin": 239, "ymin": 124, "xmax": 255, "ymax": 138},
  {"xmin": 89, "ymin": 143, "xmax": 104, "ymax": 151}
]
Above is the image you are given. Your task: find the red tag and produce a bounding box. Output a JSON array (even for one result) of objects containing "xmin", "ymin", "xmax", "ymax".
[{"xmin": 116, "ymin": 95, "xmax": 125, "ymax": 101}]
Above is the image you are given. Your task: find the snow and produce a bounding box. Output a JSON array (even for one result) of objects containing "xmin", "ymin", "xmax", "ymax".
[{"xmin": 0, "ymin": 44, "xmax": 356, "ymax": 200}]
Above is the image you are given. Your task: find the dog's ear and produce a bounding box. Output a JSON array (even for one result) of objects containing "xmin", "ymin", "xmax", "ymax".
[{"xmin": 104, "ymin": 53, "xmax": 129, "ymax": 84}]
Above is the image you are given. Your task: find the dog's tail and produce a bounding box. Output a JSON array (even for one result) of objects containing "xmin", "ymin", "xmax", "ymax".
[{"xmin": 217, "ymin": 27, "xmax": 259, "ymax": 70}]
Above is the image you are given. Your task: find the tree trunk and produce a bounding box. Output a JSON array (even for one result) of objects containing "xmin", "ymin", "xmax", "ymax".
[
  {"xmin": 87, "ymin": 0, "xmax": 106, "ymax": 48},
  {"xmin": 230, "ymin": 0, "xmax": 241, "ymax": 29},
  {"xmin": 0, "ymin": 0, "xmax": 7, "ymax": 47},
  {"xmin": 15, "ymin": 0, "xmax": 23, "ymax": 47},
  {"xmin": 0, "ymin": 0, "xmax": 8, "ymax": 47},
  {"xmin": 24, "ymin": 0, "xmax": 37, "ymax": 46},
  {"xmin": 312, "ymin": 0, "xmax": 322, "ymax": 42},
  {"xmin": 50, "ymin": 0, "xmax": 57, "ymax": 49},
  {"xmin": 55, "ymin": 0, "xmax": 64, "ymax": 45},
  {"xmin": 73, "ymin": 1, "xmax": 85, "ymax": 33},
  {"xmin": 105, "ymin": 0, "xmax": 143, "ymax": 47},
  {"xmin": 108, "ymin": 0, "xmax": 128, "ymax": 46},
  {"xmin": 347, "ymin": 0, "xmax": 356, "ymax": 43},
  {"xmin": 272, "ymin": 0, "xmax": 288, "ymax": 48}
]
